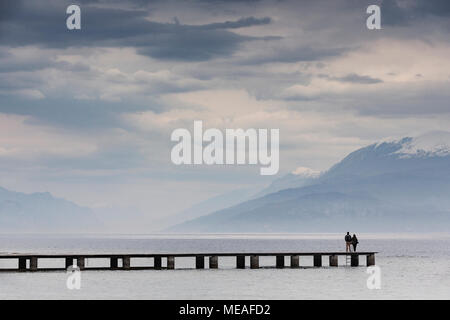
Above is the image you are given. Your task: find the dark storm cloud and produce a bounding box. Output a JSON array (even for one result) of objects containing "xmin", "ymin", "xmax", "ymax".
[
  {"xmin": 238, "ymin": 46, "xmax": 347, "ymax": 65},
  {"xmin": 199, "ymin": 16, "xmax": 271, "ymax": 30},
  {"xmin": 353, "ymin": 92, "xmax": 450, "ymax": 117},
  {"xmin": 0, "ymin": 0, "xmax": 273, "ymax": 62},
  {"xmin": 1, "ymin": 0, "xmax": 449, "ymax": 129},
  {"xmin": 0, "ymin": 0, "xmax": 275, "ymax": 130},
  {"xmin": 417, "ymin": 0, "xmax": 450, "ymax": 17},
  {"xmin": 381, "ymin": 0, "xmax": 450, "ymax": 26},
  {"xmin": 0, "ymin": 70, "xmax": 204, "ymax": 128},
  {"xmin": 0, "ymin": 55, "xmax": 91, "ymax": 73},
  {"xmin": 0, "ymin": 95, "xmax": 164, "ymax": 129},
  {"xmin": 319, "ymin": 73, "xmax": 383, "ymax": 84}
]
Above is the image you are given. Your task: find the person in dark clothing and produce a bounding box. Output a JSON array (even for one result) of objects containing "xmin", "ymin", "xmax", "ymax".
[
  {"xmin": 352, "ymin": 234, "xmax": 359, "ymax": 252},
  {"xmin": 345, "ymin": 232, "xmax": 352, "ymax": 252}
]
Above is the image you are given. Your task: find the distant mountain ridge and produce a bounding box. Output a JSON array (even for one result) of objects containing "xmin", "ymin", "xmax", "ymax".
[
  {"xmin": 251, "ymin": 167, "xmax": 321, "ymax": 199},
  {"xmin": 170, "ymin": 132, "xmax": 450, "ymax": 232},
  {"xmin": 0, "ymin": 186, "xmax": 99, "ymax": 232},
  {"xmin": 166, "ymin": 168, "xmax": 322, "ymax": 226},
  {"xmin": 325, "ymin": 131, "xmax": 450, "ymax": 179}
]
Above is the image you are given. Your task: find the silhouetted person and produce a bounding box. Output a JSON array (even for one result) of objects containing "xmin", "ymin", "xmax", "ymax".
[
  {"xmin": 345, "ymin": 232, "xmax": 352, "ymax": 252},
  {"xmin": 352, "ymin": 234, "xmax": 359, "ymax": 252}
]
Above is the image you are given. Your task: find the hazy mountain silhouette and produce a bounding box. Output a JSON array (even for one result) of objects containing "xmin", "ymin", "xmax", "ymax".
[
  {"xmin": 0, "ymin": 187, "xmax": 100, "ymax": 232},
  {"xmin": 170, "ymin": 132, "xmax": 450, "ymax": 232},
  {"xmin": 167, "ymin": 167, "xmax": 321, "ymax": 227}
]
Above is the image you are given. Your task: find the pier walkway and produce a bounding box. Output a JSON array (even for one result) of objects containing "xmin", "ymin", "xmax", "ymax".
[{"xmin": 0, "ymin": 252, "xmax": 377, "ymax": 272}]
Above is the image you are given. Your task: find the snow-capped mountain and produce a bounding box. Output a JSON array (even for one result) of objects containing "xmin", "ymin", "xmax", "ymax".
[
  {"xmin": 393, "ymin": 131, "xmax": 450, "ymax": 158},
  {"xmin": 323, "ymin": 132, "xmax": 450, "ymax": 180},
  {"xmin": 292, "ymin": 167, "xmax": 321, "ymax": 177},
  {"xmin": 170, "ymin": 132, "xmax": 450, "ymax": 232}
]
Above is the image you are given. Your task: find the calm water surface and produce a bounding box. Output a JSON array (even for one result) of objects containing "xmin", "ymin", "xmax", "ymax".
[{"xmin": 0, "ymin": 233, "xmax": 449, "ymax": 299}]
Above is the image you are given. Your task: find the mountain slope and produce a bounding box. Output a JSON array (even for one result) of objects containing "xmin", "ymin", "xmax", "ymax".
[
  {"xmin": 162, "ymin": 187, "xmax": 260, "ymax": 227},
  {"xmin": 166, "ymin": 167, "xmax": 321, "ymax": 228},
  {"xmin": 251, "ymin": 167, "xmax": 321, "ymax": 199},
  {"xmin": 0, "ymin": 187, "xmax": 100, "ymax": 232},
  {"xmin": 170, "ymin": 132, "xmax": 450, "ymax": 232}
]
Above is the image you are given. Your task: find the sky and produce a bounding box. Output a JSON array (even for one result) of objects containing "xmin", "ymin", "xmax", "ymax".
[{"xmin": 1, "ymin": 0, "xmax": 450, "ymax": 228}]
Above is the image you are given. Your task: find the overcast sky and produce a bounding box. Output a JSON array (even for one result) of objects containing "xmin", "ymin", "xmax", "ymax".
[{"xmin": 1, "ymin": 0, "xmax": 450, "ymax": 227}]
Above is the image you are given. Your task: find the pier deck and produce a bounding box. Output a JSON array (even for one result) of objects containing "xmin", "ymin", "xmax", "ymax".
[{"xmin": 0, "ymin": 252, "xmax": 377, "ymax": 272}]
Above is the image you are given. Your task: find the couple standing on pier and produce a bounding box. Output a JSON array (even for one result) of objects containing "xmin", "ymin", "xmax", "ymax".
[{"xmin": 345, "ymin": 232, "xmax": 359, "ymax": 252}]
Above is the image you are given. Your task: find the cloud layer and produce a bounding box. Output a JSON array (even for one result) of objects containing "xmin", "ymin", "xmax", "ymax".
[{"xmin": 1, "ymin": 0, "xmax": 450, "ymax": 227}]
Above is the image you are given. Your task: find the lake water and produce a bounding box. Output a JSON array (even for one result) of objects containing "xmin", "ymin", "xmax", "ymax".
[{"xmin": 0, "ymin": 233, "xmax": 449, "ymax": 299}]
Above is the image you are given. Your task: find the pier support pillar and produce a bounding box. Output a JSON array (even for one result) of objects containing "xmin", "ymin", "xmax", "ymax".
[
  {"xmin": 30, "ymin": 257, "xmax": 38, "ymax": 271},
  {"xmin": 110, "ymin": 257, "xmax": 118, "ymax": 269},
  {"xmin": 123, "ymin": 256, "xmax": 131, "ymax": 270},
  {"xmin": 250, "ymin": 255, "xmax": 259, "ymax": 269},
  {"xmin": 329, "ymin": 255, "xmax": 338, "ymax": 267},
  {"xmin": 167, "ymin": 256, "xmax": 175, "ymax": 269},
  {"xmin": 351, "ymin": 254, "xmax": 359, "ymax": 267},
  {"xmin": 77, "ymin": 257, "xmax": 85, "ymax": 270},
  {"xmin": 290, "ymin": 255, "xmax": 299, "ymax": 268},
  {"xmin": 196, "ymin": 256, "xmax": 205, "ymax": 269},
  {"xmin": 65, "ymin": 257, "xmax": 73, "ymax": 269},
  {"xmin": 366, "ymin": 254, "xmax": 375, "ymax": 266},
  {"xmin": 276, "ymin": 255, "xmax": 285, "ymax": 268},
  {"xmin": 313, "ymin": 254, "xmax": 322, "ymax": 267},
  {"xmin": 236, "ymin": 255, "xmax": 245, "ymax": 269},
  {"xmin": 209, "ymin": 256, "xmax": 218, "ymax": 269},
  {"xmin": 154, "ymin": 256, "xmax": 162, "ymax": 270},
  {"xmin": 18, "ymin": 257, "xmax": 27, "ymax": 271}
]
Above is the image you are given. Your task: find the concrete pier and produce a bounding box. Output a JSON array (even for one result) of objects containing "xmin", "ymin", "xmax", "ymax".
[
  {"xmin": 351, "ymin": 254, "xmax": 359, "ymax": 267},
  {"xmin": 290, "ymin": 255, "xmax": 299, "ymax": 268},
  {"xmin": 110, "ymin": 257, "xmax": 118, "ymax": 269},
  {"xmin": 329, "ymin": 255, "xmax": 338, "ymax": 267},
  {"xmin": 77, "ymin": 257, "xmax": 85, "ymax": 270},
  {"xmin": 0, "ymin": 252, "xmax": 377, "ymax": 272},
  {"xmin": 30, "ymin": 257, "xmax": 38, "ymax": 271},
  {"xmin": 65, "ymin": 257, "xmax": 73, "ymax": 269},
  {"xmin": 313, "ymin": 254, "xmax": 322, "ymax": 267},
  {"xmin": 236, "ymin": 255, "xmax": 245, "ymax": 269},
  {"xmin": 250, "ymin": 255, "xmax": 259, "ymax": 269},
  {"xmin": 276, "ymin": 255, "xmax": 285, "ymax": 268},
  {"xmin": 196, "ymin": 256, "xmax": 205, "ymax": 269},
  {"xmin": 367, "ymin": 254, "xmax": 375, "ymax": 266},
  {"xmin": 209, "ymin": 256, "xmax": 218, "ymax": 269},
  {"xmin": 123, "ymin": 256, "xmax": 131, "ymax": 270},
  {"xmin": 18, "ymin": 257, "xmax": 27, "ymax": 271},
  {"xmin": 154, "ymin": 256, "xmax": 162, "ymax": 270},
  {"xmin": 167, "ymin": 256, "xmax": 175, "ymax": 269}
]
